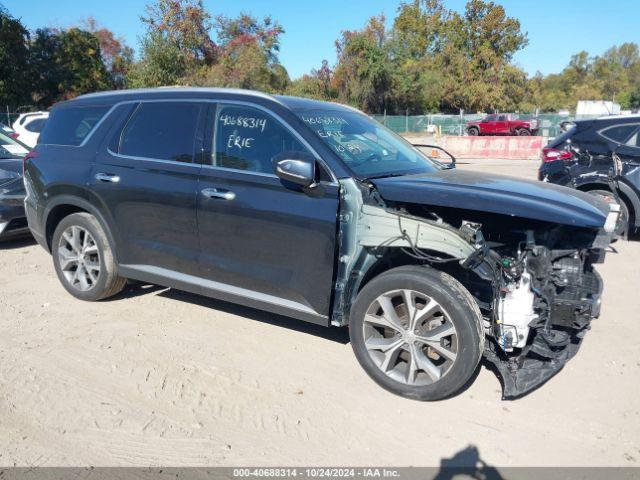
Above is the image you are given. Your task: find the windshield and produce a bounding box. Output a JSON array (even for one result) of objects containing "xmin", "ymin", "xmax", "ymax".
[{"xmin": 296, "ymin": 109, "xmax": 439, "ymax": 178}]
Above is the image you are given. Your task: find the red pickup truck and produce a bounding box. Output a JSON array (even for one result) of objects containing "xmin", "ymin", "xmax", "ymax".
[{"xmin": 466, "ymin": 114, "xmax": 539, "ymax": 136}]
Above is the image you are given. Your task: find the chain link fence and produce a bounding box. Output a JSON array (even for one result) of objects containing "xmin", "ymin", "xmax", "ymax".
[{"xmin": 372, "ymin": 113, "xmax": 601, "ymax": 138}]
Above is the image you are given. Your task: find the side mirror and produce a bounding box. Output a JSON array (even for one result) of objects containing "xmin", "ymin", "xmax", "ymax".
[
  {"xmin": 273, "ymin": 153, "xmax": 317, "ymax": 188},
  {"xmin": 412, "ymin": 144, "xmax": 456, "ymax": 169}
]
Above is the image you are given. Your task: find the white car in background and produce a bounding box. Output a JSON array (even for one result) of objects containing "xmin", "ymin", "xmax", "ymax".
[{"xmin": 12, "ymin": 112, "xmax": 49, "ymax": 147}]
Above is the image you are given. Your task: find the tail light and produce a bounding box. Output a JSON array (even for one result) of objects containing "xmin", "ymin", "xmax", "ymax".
[
  {"xmin": 22, "ymin": 150, "xmax": 38, "ymax": 174},
  {"xmin": 542, "ymin": 147, "xmax": 572, "ymax": 163},
  {"xmin": 10, "ymin": 133, "xmax": 19, "ymax": 139},
  {"xmin": 23, "ymin": 151, "xmax": 38, "ymax": 163}
]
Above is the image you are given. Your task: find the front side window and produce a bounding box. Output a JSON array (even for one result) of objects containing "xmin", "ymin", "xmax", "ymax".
[
  {"xmin": 296, "ymin": 109, "xmax": 439, "ymax": 179},
  {"xmin": 484, "ymin": 115, "xmax": 497, "ymax": 122},
  {"xmin": 119, "ymin": 102, "xmax": 203, "ymax": 162},
  {"xmin": 39, "ymin": 106, "xmax": 108, "ymax": 146},
  {"xmin": 213, "ymin": 104, "xmax": 308, "ymax": 174},
  {"xmin": 600, "ymin": 124, "xmax": 638, "ymax": 144}
]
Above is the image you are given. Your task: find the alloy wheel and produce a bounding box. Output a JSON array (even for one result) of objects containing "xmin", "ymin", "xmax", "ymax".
[
  {"xmin": 362, "ymin": 289, "xmax": 458, "ymax": 386},
  {"xmin": 57, "ymin": 225, "xmax": 101, "ymax": 291}
]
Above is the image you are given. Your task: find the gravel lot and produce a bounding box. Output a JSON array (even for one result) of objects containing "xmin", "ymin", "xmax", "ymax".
[{"xmin": 1, "ymin": 159, "xmax": 639, "ymax": 467}]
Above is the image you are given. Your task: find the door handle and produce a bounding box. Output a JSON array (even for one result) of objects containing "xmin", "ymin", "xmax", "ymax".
[
  {"xmin": 95, "ymin": 173, "xmax": 120, "ymax": 183},
  {"xmin": 201, "ymin": 188, "xmax": 235, "ymax": 200}
]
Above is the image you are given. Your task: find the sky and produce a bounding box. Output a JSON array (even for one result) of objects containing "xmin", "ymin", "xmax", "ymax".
[{"xmin": 3, "ymin": 0, "xmax": 640, "ymax": 79}]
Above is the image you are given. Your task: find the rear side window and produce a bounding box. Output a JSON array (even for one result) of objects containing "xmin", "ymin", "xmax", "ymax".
[
  {"xmin": 600, "ymin": 124, "xmax": 638, "ymax": 144},
  {"xmin": 118, "ymin": 102, "xmax": 203, "ymax": 163},
  {"xmin": 39, "ymin": 106, "xmax": 109, "ymax": 146}
]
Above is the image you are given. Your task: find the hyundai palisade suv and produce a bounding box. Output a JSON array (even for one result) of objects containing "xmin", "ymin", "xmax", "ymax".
[
  {"xmin": 539, "ymin": 115, "xmax": 640, "ymax": 237},
  {"xmin": 25, "ymin": 88, "xmax": 619, "ymax": 400}
]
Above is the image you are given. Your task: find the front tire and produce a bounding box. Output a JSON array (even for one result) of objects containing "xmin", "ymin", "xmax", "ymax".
[
  {"xmin": 516, "ymin": 128, "xmax": 531, "ymax": 136},
  {"xmin": 52, "ymin": 212, "xmax": 126, "ymax": 301},
  {"xmin": 467, "ymin": 127, "xmax": 479, "ymax": 136},
  {"xmin": 349, "ymin": 266, "xmax": 484, "ymax": 401}
]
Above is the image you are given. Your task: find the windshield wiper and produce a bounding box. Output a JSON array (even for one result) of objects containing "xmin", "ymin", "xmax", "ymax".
[{"xmin": 365, "ymin": 172, "xmax": 408, "ymax": 180}]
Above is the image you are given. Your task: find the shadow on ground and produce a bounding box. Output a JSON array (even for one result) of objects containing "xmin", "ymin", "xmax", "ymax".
[
  {"xmin": 0, "ymin": 235, "xmax": 36, "ymax": 250},
  {"xmin": 114, "ymin": 281, "xmax": 350, "ymax": 344},
  {"xmin": 434, "ymin": 445, "xmax": 504, "ymax": 480}
]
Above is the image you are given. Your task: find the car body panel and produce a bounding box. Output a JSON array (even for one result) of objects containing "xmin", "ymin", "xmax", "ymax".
[
  {"xmin": 372, "ymin": 169, "xmax": 610, "ymax": 228},
  {"xmin": 0, "ymin": 134, "xmax": 30, "ymax": 239},
  {"xmin": 0, "ymin": 160, "xmax": 28, "ymax": 239}
]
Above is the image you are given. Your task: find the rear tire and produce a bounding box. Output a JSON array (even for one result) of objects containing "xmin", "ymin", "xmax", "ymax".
[
  {"xmin": 588, "ymin": 189, "xmax": 630, "ymax": 238},
  {"xmin": 349, "ymin": 266, "xmax": 483, "ymax": 401},
  {"xmin": 52, "ymin": 213, "xmax": 126, "ymax": 301},
  {"xmin": 516, "ymin": 128, "xmax": 531, "ymax": 136}
]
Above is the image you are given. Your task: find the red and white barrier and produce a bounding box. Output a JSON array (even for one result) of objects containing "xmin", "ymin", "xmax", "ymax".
[{"xmin": 437, "ymin": 136, "xmax": 544, "ymax": 160}]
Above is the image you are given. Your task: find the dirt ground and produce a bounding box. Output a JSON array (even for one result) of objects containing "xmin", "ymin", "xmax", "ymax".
[{"xmin": 0, "ymin": 159, "xmax": 639, "ymax": 467}]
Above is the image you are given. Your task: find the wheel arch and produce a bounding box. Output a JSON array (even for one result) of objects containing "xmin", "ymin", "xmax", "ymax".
[
  {"xmin": 340, "ymin": 249, "xmax": 488, "ymax": 325},
  {"xmin": 43, "ymin": 194, "xmax": 120, "ymax": 263},
  {"xmin": 575, "ymin": 181, "xmax": 639, "ymax": 227}
]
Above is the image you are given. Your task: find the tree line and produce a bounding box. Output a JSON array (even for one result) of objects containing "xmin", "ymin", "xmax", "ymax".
[{"xmin": 1, "ymin": 0, "xmax": 639, "ymax": 115}]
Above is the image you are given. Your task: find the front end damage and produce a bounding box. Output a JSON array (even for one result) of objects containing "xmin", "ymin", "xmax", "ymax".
[{"xmin": 332, "ymin": 178, "xmax": 619, "ymax": 399}]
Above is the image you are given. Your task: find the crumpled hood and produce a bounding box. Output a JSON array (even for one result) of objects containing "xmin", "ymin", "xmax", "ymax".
[{"xmin": 371, "ymin": 169, "xmax": 610, "ymax": 229}]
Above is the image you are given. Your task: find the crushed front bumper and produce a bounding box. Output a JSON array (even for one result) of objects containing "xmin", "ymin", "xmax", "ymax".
[{"xmin": 486, "ymin": 269, "xmax": 603, "ymax": 399}]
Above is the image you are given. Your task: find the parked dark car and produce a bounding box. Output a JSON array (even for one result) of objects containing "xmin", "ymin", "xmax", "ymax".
[
  {"xmin": 25, "ymin": 88, "xmax": 618, "ymax": 400},
  {"xmin": 539, "ymin": 116, "xmax": 640, "ymax": 236},
  {"xmin": 0, "ymin": 131, "xmax": 30, "ymax": 240},
  {"xmin": 466, "ymin": 113, "xmax": 539, "ymax": 136}
]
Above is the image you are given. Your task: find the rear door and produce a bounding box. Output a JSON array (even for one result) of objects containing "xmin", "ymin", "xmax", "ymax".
[
  {"xmin": 196, "ymin": 102, "xmax": 340, "ymax": 321},
  {"xmin": 91, "ymin": 100, "xmax": 205, "ymax": 276}
]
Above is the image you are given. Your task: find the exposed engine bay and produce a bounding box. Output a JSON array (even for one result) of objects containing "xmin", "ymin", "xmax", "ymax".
[{"xmin": 333, "ymin": 178, "xmax": 620, "ymax": 399}]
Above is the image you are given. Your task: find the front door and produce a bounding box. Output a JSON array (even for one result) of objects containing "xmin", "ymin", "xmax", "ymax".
[
  {"xmin": 196, "ymin": 103, "xmax": 340, "ymax": 321},
  {"xmin": 91, "ymin": 101, "xmax": 205, "ymax": 276}
]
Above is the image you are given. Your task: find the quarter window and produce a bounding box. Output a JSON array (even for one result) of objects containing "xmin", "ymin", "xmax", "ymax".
[
  {"xmin": 38, "ymin": 106, "xmax": 108, "ymax": 146},
  {"xmin": 213, "ymin": 104, "xmax": 308, "ymax": 174},
  {"xmin": 119, "ymin": 102, "xmax": 203, "ymax": 162},
  {"xmin": 625, "ymin": 130, "xmax": 640, "ymax": 149},
  {"xmin": 600, "ymin": 124, "xmax": 638, "ymax": 144}
]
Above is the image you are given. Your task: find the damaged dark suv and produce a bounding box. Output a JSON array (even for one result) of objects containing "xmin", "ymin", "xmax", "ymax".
[{"xmin": 25, "ymin": 88, "xmax": 619, "ymax": 400}]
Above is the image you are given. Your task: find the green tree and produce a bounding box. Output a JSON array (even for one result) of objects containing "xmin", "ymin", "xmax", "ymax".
[
  {"xmin": 131, "ymin": 0, "xmax": 216, "ymax": 87},
  {"xmin": 332, "ymin": 15, "xmax": 394, "ymax": 112},
  {"xmin": 183, "ymin": 12, "xmax": 288, "ymax": 93},
  {"xmin": 0, "ymin": 7, "xmax": 32, "ymax": 110},
  {"xmin": 82, "ymin": 17, "xmax": 134, "ymax": 89},
  {"xmin": 286, "ymin": 60, "xmax": 337, "ymax": 100},
  {"xmin": 30, "ymin": 27, "xmax": 110, "ymax": 104}
]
